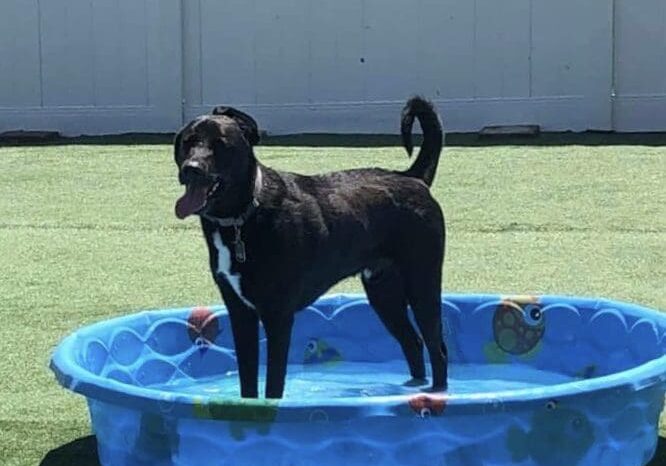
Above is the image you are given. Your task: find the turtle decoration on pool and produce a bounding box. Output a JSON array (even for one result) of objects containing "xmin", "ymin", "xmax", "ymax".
[{"xmin": 484, "ymin": 296, "xmax": 546, "ymax": 363}]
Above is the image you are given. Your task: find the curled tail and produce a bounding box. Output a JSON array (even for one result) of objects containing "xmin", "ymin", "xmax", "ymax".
[{"xmin": 401, "ymin": 96, "xmax": 443, "ymax": 187}]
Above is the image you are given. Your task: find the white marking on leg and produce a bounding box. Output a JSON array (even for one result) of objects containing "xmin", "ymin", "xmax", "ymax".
[
  {"xmin": 212, "ymin": 231, "xmax": 256, "ymax": 309},
  {"xmin": 362, "ymin": 268, "xmax": 373, "ymax": 280}
]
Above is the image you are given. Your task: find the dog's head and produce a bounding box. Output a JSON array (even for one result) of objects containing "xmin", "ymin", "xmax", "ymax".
[{"xmin": 173, "ymin": 107, "xmax": 260, "ymax": 219}]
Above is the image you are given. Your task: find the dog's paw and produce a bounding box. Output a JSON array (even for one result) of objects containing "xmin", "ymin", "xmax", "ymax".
[
  {"xmin": 403, "ymin": 377, "xmax": 429, "ymax": 387},
  {"xmin": 425, "ymin": 384, "xmax": 448, "ymax": 394}
]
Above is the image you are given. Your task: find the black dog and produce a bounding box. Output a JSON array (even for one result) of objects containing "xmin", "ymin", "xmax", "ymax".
[{"xmin": 173, "ymin": 97, "xmax": 447, "ymax": 399}]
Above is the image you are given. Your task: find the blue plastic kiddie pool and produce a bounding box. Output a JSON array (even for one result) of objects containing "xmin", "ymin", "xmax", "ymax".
[{"xmin": 51, "ymin": 293, "xmax": 666, "ymax": 466}]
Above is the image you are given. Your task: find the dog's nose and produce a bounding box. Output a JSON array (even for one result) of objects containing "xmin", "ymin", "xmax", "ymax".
[{"xmin": 179, "ymin": 161, "xmax": 207, "ymax": 185}]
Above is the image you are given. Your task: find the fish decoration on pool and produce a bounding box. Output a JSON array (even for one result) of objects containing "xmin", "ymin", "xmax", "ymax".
[
  {"xmin": 506, "ymin": 399, "xmax": 594, "ymax": 466},
  {"xmin": 303, "ymin": 338, "xmax": 342, "ymax": 365},
  {"xmin": 575, "ymin": 365, "xmax": 597, "ymax": 379},
  {"xmin": 484, "ymin": 297, "xmax": 545, "ymax": 363},
  {"xmin": 187, "ymin": 307, "xmax": 220, "ymax": 351},
  {"xmin": 408, "ymin": 394, "xmax": 448, "ymax": 418},
  {"xmin": 134, "ymin": 412, "xmax": 180, "ymax": 460}
]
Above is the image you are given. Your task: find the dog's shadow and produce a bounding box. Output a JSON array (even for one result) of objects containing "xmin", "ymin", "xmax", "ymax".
[
  {"xmin": 40, "ymin": 435, "xmax": 100, "ymax": 466},
  {"xmin": 39, "ymin": 435, "xmax": 666, "ymax": 465},
  {"xmin": 648, "ymin": 437, "xmax": 666, "ymax": 465}
]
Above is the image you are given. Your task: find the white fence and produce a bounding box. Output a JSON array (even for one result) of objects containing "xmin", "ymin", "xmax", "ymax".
[{"xmin": 1, "ymin": 0, "xmax": 665, "ymax": 136}]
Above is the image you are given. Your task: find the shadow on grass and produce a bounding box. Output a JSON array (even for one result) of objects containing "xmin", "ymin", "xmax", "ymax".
[
  {"xmin": 648, "ymin": 436, "xmax": 666, "ymax": 466},
  {"xmin": 2, "ymin": 131, "xmax": 666, "ymax": 148},
  {"xmin": 263, "ymin": 132, "xmax": 666, "ymax": 147},
  {"xmin": 38, "ymin": 435, "xmax": 666, "ymax": 465},
  {"xmin": 40, "ymin": 435, "xmax": 100, "ymax": 466}
]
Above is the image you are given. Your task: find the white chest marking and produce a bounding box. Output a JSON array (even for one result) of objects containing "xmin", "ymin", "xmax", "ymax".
[{"xmin": 212, "ymin": 231, "xmax": 255, "ymax": 309}]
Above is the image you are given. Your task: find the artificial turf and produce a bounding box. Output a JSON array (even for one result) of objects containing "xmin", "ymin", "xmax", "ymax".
[{"xmin": 0, "ymin": 137, "xmax": 664, "ymax": 465}]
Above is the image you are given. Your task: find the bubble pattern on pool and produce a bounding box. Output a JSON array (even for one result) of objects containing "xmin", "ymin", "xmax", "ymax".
[
  {"xmin": 77, "ymin": 295, "xmax": 666, "ymax": 391},
  {"xmin": 51, "ymin": 294, "xmax": 666, "ymax": 466}
]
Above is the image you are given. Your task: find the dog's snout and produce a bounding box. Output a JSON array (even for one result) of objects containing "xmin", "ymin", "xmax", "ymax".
[{"xmin": 179, "ymin": 161, "xmax": 207, "ymax": 185}]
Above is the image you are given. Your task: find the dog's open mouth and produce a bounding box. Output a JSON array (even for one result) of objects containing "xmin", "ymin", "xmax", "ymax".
[{"xmin": 175, "ymin": 180, "xmax": 221, "ymax": 219}]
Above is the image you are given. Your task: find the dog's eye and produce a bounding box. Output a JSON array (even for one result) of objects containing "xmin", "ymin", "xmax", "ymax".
[
  {"xmin": 213, "ymin": 139, "xmax": 233, "ymax": 168},
  {"xmin": 183, "ymin": 136, "xmax": 199, "ymax": 147}
]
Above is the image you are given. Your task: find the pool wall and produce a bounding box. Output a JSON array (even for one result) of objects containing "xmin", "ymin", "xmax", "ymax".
[{"xmin": 51, "ymin": 294, "xmax": 666, "ymax": 466}]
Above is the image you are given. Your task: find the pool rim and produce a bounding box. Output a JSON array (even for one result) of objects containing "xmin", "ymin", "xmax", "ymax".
[{"xmin": 50, "ymin": 293, "xmax": 666, "ymax": 420}]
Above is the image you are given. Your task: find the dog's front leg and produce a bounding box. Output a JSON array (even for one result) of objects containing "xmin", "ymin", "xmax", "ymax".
[
  {"xmin": 228, "ymin": 306, "xmax": 259, "ymax": 398},
  {"xmin": 262, "ymin": 313, "xmax": 295, "ymax": 399}
]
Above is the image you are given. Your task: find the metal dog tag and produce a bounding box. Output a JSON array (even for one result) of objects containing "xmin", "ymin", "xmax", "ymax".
[{"xmin": 233, "ymin": 225, "xmax": 246, "ymax": 263}]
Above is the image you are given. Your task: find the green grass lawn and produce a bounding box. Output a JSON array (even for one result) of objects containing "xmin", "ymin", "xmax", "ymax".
[{"xmin": 0, "ymin": 138, "xmax": 664, "ymax": 465}]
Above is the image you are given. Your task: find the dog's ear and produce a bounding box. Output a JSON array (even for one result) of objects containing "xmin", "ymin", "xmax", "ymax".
[
  {"xmin": 173, "ymin": 127, "xmax": 184, "ymax": 163},
  {"xmin": 211, "ymin": 106, "xmax": 260, "ymax": 146}
]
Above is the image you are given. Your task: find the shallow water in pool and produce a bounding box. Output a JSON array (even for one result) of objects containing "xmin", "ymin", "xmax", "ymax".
[{"xmin": 153, "ymin": 361, "xmax": 575, "ymax": 399}]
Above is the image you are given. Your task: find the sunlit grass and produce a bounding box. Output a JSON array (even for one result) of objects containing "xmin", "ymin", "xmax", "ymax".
[{"xmin": 0, "ymin": 140, "xmax": 664, "ymax": 465}]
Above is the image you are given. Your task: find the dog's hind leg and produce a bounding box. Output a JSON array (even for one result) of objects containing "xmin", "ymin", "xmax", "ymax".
[
  {"xmin": 362, "ymin": 264, "xmax": 427, "ymax": 386},
  {"xmin": 404, "ymin": 263, "xmax": 448, "ymax": 392}
]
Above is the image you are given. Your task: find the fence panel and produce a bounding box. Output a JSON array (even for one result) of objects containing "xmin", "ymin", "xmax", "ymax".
[
  {"xmin": 0, "ymin": 0, "xmax": 182, "ymax": 135},
  {"xmin": 183, "ymin": 0, "xmax": 613, "ymax": 134},
  {"xmin": 613, "ymin": 0, "xmax": 666, "ymax": 131},
  {"xmin": 2, "ymin": 1, "xmax": 665, "ymax": 135}
]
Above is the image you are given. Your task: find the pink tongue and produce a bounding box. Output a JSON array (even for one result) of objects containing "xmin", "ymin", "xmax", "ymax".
[{"xmin": 175, "ymin": 185, "xmax": 208, "ymax": 219}]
